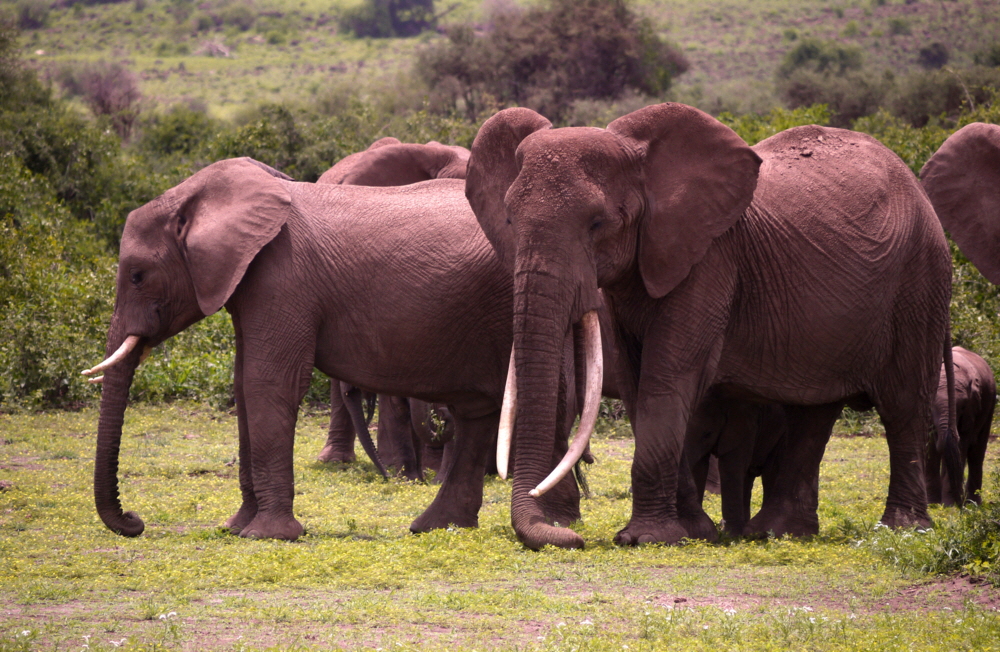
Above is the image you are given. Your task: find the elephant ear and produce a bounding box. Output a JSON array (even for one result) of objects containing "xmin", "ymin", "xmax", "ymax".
[
  {"xmin": 318, "ymin": 140, "xmax": 468, "ymax": 186},
  {"xmin": 608, "ymin": 103, "xmax": 762, "ymax": 298},
  {"xmin": 466, "ymin": 107, "xmax": 552, "ymax": 267},
  {"xmin": 921, "ymin": 122, "xmax": 1000, "ymax": 284},
  {"xmin": 166, "ymin": 157, "xmax": 292, "ymax": 315}
]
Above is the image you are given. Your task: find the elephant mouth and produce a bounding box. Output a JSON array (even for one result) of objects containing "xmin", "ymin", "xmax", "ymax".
[
  {"xmin": 496, "ymin": 309, "xmax": 604, "ymax": 495},
  {"xmin": 81, "ymin": 335, "xmax": 152, "ymax": 384}
]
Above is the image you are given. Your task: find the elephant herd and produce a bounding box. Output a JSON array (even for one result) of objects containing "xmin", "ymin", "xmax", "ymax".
[{"xmin": 81, "ymin": 104, "xmax": 1000, "ymax": 551}]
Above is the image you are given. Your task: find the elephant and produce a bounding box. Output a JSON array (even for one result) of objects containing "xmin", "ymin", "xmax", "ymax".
[
  {"xmin": 465, "ymin": 102, "xmax": 953, "ymax": 550},
  {"xmin": 315, "ymin": 137, "xmax": 471, "ymax": 481},
  {"xmin": 685, "ymin": 392, "xmax": 790, "ymax": 537},
  {"xmin": 83, "ymin": 156, "xmax": 591, "ymax": 540},
  {"xmin": 921, "ymin": 122, "xmax": 1000, "ymax": 504},
  {"xmin": 927, "ymin": 348, "xmax": 996, "ymax": 506}
]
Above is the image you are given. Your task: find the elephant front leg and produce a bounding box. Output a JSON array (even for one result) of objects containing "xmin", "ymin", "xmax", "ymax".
[
  {"xmin": 615, "ymin": 394, "xmax": 693, "ymax": 546},
  {"xmin": 410, "ymin": 411, "xmax": 496, "ymax": 532},
  {"xmin": 225, "ymin": 341, "xmax": 257, "ymax": 534},
  {"xmin": 234, "ymin": 351, "xmax": 314, "ymax": 540}
]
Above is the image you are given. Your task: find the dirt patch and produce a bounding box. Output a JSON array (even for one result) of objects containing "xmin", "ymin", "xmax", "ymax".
[{"xmin": 887, "ymin": 576, "xmax": 1000, "ymax": 612}]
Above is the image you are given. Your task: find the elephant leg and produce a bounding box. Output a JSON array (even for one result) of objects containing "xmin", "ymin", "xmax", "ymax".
[
  {"xmin": 925, "ymin": 439, "xmax": 944, "ymax": 505},
  {"xmin": 878, "ymin": 400, "xmax": 933, "ymax": 530},
  {"xmin": 317, "ymin": 382, "xmax": 357, "ymax": 463},
  {"xmin": 376, "ymin": 395, "xmax": 422, "ymax": 480},
  {"xmin": 704, "ymin": 456, "xmax": 721, "ymax": 495},
  {"xmin": 745, "ymin": 403, "xmax": 841, "ymax": 538},
  {"xmin": 236, "ymin": 348, "xmax": 314, "ymax": 541},
  {"xmin": 410, "ymin": 410, "xmax": 497, "ymax": 532},
  {"xmin": 676, "ymin": 448, "xmax": 719, "ymax": 541},
  {"xmin": 965, "ymin": 429, "xmax": 988, "ymax": 505},
  {"xmin": 719, "ymin": 453, "xmax": 750, "ymax": 537},
  {"xmin": 224, "ymin": 337, "xmax": 257, "ymax": 534}
]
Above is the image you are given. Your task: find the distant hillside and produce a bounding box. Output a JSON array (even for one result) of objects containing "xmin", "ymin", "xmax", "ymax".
[{"xmin": 13, "ymin": 0, "xmax": 1000, "ymax": 118}]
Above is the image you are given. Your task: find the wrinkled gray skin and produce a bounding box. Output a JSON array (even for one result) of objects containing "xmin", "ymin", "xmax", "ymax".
[
  {"xmin": 685, "ymin": 392, "xmax": 790, "ymax": 537},
  {"xmin": 921, "ymin": 123, "xmax": 1000, "ymax": 505},
  {"xmin": 467, "ymin": 103, "xmax": 952, "ymax": 550},
  {"xmin": 314, "ymin": 138, "xmax": 471, "ymax": 481},
  {"xmin": 927, "ymin": 348, "xmax": 996, "ymax": 506},
  {"xmin": 93, "ymin": 157, "xmax": 583, "ymax": 540}
]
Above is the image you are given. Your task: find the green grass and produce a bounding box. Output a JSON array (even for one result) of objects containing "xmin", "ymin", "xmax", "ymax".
[{"xmin": 2, "ymin": 404, "xmax": 999, "ymax": 650}]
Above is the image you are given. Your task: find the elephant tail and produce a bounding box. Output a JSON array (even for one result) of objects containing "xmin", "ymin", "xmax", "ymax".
[{"xmin": 939, "ymin": 334, "xmax": 965, "ymax": 506}]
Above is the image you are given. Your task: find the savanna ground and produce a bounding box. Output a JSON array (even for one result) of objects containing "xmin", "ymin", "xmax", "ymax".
[{"xmin": 2, "ymin": 405, "xmax": 1000, "ymax": 650}]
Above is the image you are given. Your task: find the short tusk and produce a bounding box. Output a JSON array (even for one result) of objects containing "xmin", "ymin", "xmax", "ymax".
[
  {"xmin": 82, "ymin": 335, "xmax": 141, "ymax": 377},
  {"xmin": 530, "ymin": 310, "xmax": 603, "ymax": 498},
  {"xmin": 497, "ymin": 347, "xmax": 517, "ymax": 480},
  {"xmin": 88, "ymin": 376, "xmax": 104, "ymax": 384}
]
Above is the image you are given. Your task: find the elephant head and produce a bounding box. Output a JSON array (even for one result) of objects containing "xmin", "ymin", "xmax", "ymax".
[
  {"xmin": 317, "ymin": 138, "xmax": 470, "ymax": 185},
  {"xmin": 83, "ymin": 157, "xmax": 292, "ymax": 536},
  {"xmin": 921, "ymin": 122, "xmax": 1000, "ymax": 284},
  {"xmin": 465, "ymin": 103, "xmax": 760, "ymax": 549}
]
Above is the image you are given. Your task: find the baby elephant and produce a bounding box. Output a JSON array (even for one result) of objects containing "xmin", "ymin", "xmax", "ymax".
[{"xmin": 928, "ymin": 347, "xmax": 996, "ymax": 505}]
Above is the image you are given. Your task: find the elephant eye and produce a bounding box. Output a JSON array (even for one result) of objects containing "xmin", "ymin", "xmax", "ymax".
[
  {"xmin": 590, "ymin": 220, "xmax": 603, "ymax": 232},
  {"xmin": 130, "ymin": 270, "xmax": 144, "ymax": 285}
]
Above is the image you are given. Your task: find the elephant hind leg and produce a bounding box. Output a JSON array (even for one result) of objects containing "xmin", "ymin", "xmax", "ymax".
[
  {"xmin": 317, "ymin": 382, "xmax": 357, "ymax": 464},
  {"xmin": 744, "ymin": 403, "xmax": 841, "ymax": 538},
  {"xmin": 409, "ymin": 411, "xmax": 496, "ymax": 532},
  {"xmin": 877, "ymin": 398, "xmax": 934, "ymax": 530}
]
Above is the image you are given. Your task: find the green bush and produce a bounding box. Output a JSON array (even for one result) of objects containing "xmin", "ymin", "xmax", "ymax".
[
  {"xmin": 888, "ymin": 67, "xmax": 1000, "ymax": 127},
  {"xmin": 221, "ymin": 3, "xmax": 255, "ymax": 31},
  {"xmin": 717, "ymin": 104, "xmax": 831, "ymax": 146},
  {"xmin": 417, "ymin": 0, "xmax": 688, "ymax": 122},
  {"xmin": 340, "ymin": 0, "xmax": 435, "ymax": 38},
  {"xmin": 778, "ymin": 68, "xmax": 889, "ymax": 127},
  {"xmin": 0, "ymin": 154, "xmax": 115, "ymax": 411},
  {"xmin": 777, "ymin": 37, "xmax": 863, "ymax": 78}
]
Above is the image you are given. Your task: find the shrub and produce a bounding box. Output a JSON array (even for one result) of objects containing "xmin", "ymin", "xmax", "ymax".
[
  {"xmin": 887, "ymin": 17, "xmax": 910, "ymax": 36},
  {"xmin": 778, "ymin": 68, "xmax": 888, "ymax": 127},
  {"xmin": 777, "ymin": 38, "xmax": 863, "ymax": 77},
  {"xmin": 918, "ymin": 42, "xmax": 949, "ymax": 70},
  {"xmin": 974, "ymin": 43, "xmax": 1000, "ymax": 68},
  {"xmin": 340, "ymin": 0, "xmax": 435, "ymax": 38},
  {"xmin": 717, "ymin": 104, "xmax": 831, "ymax": 146},
  {"xmin": 889, "ymin": 66, "xmax": 1000, "ymax": 127},
  {"xmin": 221, "ymin": 3, "xmax": 255, "ymax": 31},
  {"xmin": 57, "ymin": 61, "xmax": 143, "ymax": 140},
  {"xmin": 418, "ymin": 0, "xmax": 688, "ymax": 122},
  {"xmin": 15, "ymin": 0, "xmax": 48, "ymax": 29},
  {"xmin": 0, "ymin": 154, "xmax": 115, "ymax": 410}
]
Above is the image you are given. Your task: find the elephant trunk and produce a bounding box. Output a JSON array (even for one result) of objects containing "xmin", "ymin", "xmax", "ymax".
[
  {"xmin": 508, "ymin": 260, "xmax": 586, "ymax": 550},
  {"xmin": 93, "ymin": 322, "xmax": 146, "ymax": 537}
]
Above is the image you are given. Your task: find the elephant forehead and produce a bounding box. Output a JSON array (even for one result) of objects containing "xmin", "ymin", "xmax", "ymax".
[{"xmin": 511, "ymin": 129, "xmax": 633, "ymax": 206}]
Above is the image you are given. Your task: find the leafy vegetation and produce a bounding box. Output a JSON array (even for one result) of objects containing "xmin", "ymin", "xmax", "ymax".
[
  {"xmin": 417, "ymin": 0, "xmax": 688, "ymax": 121},
  {"xmin": 0, "ymin": 406, "xmax": 998, "ymax": 650}
]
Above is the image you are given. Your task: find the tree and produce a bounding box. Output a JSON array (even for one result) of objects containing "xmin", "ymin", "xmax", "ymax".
[{"xmin": 418, "ymin": 0, "xmax": 688, "ymax": 122}]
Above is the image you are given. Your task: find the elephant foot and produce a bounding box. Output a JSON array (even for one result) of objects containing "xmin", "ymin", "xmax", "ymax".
[
  {"xmin": 409, "ymin": 505, "xmax": 478, "ymax": 533},
  {"xmin": 614, "ymin": 519, "xmax": 688, "ymax": 546},
  {"xmin": 238, "ymin": 513, "xmax": 304, "ymax": 540},
  {"xmin": 317, "ymin": 445, "xmax": 356, "ymax": 464},
  {"xmin": 744, "ymin": 504, "xmax": 818, "ymax": 538},
  {"xmin": 678, "ymin": 510, "xmax": 719, "ymax": 543},
  {"xmin": 515, "ymin": 517, "xmax": 585, "ymax": 550},
  {"xmin": 879, "ymin": 504, "xmax": 932, "ymax": 530},
  {"xmin": 224, "ymin": 502, "xmax": 258, "ymax": 535}
]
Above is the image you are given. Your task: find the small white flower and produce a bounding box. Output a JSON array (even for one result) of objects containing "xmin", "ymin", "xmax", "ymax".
[
  {"xmin": 724, "ymin": 608, "xmax": 736, "ymax": 616},
  {"xmin": 580, "ymin": 619, "xmax": 593, "ymax": 626},
  {"xmin": 556, "ymin": 622, "xmax": 566, "ymax": 628},
  {"xmin": 167, "ymin": 611, "xmax": 177, "ymax": 618},
  {"xmin": 809, "ymin": 617, "xmax": 816, "ymax": 624},
  {"xmin": 20, "ymin": 631, "xmax": 30, "ymax": 637},
  {"xmin": 703, "ymin": 625, "xmax": 709, "ymax": 630},
  {"xmin": 159, "ymin": 614, "xmax": 167, "ymax": 620}
]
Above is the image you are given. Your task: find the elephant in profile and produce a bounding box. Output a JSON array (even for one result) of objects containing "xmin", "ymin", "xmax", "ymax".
[
  {"xmin": 314, "ymin": 138, "xmax": 470, "ymax": 481},
  {"xmin": 926, "ymin": 347, "xmax": 995, "ymax": 506},
  {"xmin": 921, "ymin": 122, "xmax": 1000, "ymax": 505},
  {"xmin": 466, "ymin": 103, "xmax": 952, "ymax": 550},
  {"xmin": 84, "ymin": 157, "xmax": 592, "ymax": 540}
]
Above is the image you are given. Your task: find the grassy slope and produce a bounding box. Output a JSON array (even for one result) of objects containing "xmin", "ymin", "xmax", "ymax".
[
  {"xmin": 18, "ymin": 0, "xmax": 1000, "ymax": 117},
  {"xmin": 1, "ymin": 405, "xmax": 999, "ymax": 650}
]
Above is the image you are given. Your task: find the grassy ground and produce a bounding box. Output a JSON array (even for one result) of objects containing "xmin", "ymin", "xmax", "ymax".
[
  {"xmin": 18, "ymin": 0, "xmax": 1000, "ymax": 118},
  {"xmin": 1, "ymin": 404, "xmax": 999, "ymax": 650}
]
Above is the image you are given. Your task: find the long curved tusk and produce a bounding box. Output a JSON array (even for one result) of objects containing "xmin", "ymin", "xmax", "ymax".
[
  {"xmin": 82, "ymin": 335, "xmax": 141, "ymax": 377},
  {"xmin": 496, "ymin": 347, "xmax": 517, "ymax": 480},
  {"xmin": 85, "ymin": 346, "xmax": 152, "ymax": 385},
  {"xmin": 530, "ymin": 309, "xmax": 603, "ymax": 498}
]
